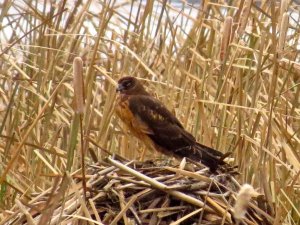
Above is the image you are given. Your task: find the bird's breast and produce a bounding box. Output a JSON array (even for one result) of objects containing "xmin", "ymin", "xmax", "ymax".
[
  {"xmin": 115, "ymin": 94, "xmax": 160, "ymax": 153},
  {"xmin": 115, "ymin": 95, "xmax": 133, "ymax": 126}
]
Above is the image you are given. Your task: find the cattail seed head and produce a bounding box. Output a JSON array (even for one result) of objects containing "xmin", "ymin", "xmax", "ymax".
[
  {"xmin": 220, "ymin": 16, "xmax": 233, "ymax": 61},
  {"xmin": 233, "ymin": 184, "xmax": 260, "ymax": 220},
  {"xmin": 237, "ymin": 0, "xmax": 252, "ymax": 36},
  {"xmin": 73, "ymin": 57, "xmax": 85, "ymax": 114}
]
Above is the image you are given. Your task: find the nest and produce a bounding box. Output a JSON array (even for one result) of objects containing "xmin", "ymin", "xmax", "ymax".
[{"xmin": 1, "ymin": 156, "xmax": 274, "ymax": 225}]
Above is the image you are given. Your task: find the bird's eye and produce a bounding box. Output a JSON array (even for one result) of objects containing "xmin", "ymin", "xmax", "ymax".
[{"xmin": 124, "ymin": 81, "xmax": 132, "ymax": 88}]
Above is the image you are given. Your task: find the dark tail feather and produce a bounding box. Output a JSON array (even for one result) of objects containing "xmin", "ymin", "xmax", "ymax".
[
  {"xmin": 174, "ymin": 142, "xmax": 231, "ymax": 172},
  {"xmin": 195, "ymin": 142, "xmax": 225, "ymax": 158},
  {"xmin": 193, "ymin": 143, "xmax": 226, "ymax": 172}
]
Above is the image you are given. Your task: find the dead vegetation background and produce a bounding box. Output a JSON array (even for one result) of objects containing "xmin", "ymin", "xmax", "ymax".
[{"xmin": 0, "ymin": 0, "xmax": 299, "ymax": 224}]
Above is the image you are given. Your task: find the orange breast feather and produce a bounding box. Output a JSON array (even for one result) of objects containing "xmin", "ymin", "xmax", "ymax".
[{"xmin": 115, "ymin": 95, "xmax": 155, "ymax": 148}]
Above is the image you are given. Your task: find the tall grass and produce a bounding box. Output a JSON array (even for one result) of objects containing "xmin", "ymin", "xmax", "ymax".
[{"xmin": 0, "ymin": 0, "xmax": 299, "ymax": 224}]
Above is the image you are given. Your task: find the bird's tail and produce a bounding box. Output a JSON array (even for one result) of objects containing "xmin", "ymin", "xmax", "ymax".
[{"xmin": 177, "ymin": 142, "xmax": 232, "ymax": 172}]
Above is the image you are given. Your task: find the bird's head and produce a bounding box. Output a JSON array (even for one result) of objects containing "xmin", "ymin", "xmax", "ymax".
[{"xmin": 116, "ymin": 76, "xmax": 148, "ymax": 95}]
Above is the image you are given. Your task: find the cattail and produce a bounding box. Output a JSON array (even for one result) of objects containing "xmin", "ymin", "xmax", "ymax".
[
  {"xmin": 73, "ymin": 57, "xmax": 85, "ymax": 114},
  {"xmin": 278, "ymin": 12, "xmax": 289, "ymax": 55},
  {"xmin": 237, "ymin": 0, "xmax": 252, "ymax": 36},
  {"xmin": 220, "ymin": 16, "xmax": 233, "ymax": 61},
  {"xmin": 232, "ymin": 184, "xmax": 260, "ymax": 220}
]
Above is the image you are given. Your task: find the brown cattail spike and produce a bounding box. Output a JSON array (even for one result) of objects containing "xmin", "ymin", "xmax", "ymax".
[
  {"xmin": 220, "ymin": 16, "xmax": 233, "ymax": 61},
  {"xmin": 237, "ymin": 0, "xmax": 252, "ymax": 36},
  {"xmin": 73, "ymin": 57, "xmax": 85, "ymax": 114}
]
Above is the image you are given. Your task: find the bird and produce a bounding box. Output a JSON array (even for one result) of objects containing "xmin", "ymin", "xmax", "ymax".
[{"xmin": 115, "ymin": 76, "xmax": 231, "ymax": 172}]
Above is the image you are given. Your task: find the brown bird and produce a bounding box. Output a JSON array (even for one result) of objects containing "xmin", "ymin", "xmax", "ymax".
[{"xmin": 115, "ymin": 76, "xmax": 230, "ymax": 172}]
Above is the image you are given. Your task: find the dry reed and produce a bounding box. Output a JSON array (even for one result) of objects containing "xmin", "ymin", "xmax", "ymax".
[{"xmin": 278, "ymin": 12, "xmax": 289, "ymax": 56}]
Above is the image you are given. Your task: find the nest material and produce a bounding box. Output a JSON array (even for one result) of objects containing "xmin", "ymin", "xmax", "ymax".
[{"xmin": 1, "ymin": 157, "xmax": 274, "ymax": 225}]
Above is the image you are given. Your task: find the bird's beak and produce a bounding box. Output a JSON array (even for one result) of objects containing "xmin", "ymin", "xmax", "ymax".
[{"xmin": 116, "ymin": 84, "xmax": 124, "ymax": 92}]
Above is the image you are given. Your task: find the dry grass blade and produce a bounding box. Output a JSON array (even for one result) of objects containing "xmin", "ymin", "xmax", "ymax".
[
  {"xmin": 110, "ymin": 194, "xmax": 138, "ymax": 225},
  {"xmin": 278, "ymin": 12, "xmax": 289, "ymax": 57},
  {"xmin": 38, "ymin": 174, "xmax": 70, "ymax": 225},
  {"xmin": 15, "ymin": 200, "xmax": 35, "ymax": 225},
  {"xmin": 165, "ymin": 166, "xmax": 212, "ymax": 183},
  {"xmin": 170, "ymin": 208, "xmax": 203, "ymax": 225}
]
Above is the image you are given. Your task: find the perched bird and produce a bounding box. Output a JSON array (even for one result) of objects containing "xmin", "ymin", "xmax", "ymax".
[{"xmin": 115, "ymin": 76, "xmax": 230, "ymax": 172}]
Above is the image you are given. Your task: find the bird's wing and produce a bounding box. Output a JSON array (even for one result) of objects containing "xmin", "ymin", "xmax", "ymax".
[
  {"xmin": 128, "ymin": 95, "xmax": 196, "ymax": 150},
  {"xmin": 128, "ymin": 95, "xmax": 182, "ymax": 126}
]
